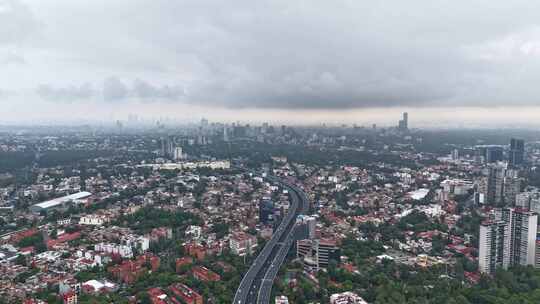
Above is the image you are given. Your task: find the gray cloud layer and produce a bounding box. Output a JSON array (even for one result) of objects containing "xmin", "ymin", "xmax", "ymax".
[
  {"xmin": 3, "ymin": 0, "xmax": 540, "ymax": 110},
  {"xmin": 34, "ymin": 78, "xmax": 185, "ymax": 102},
  {"xmin": 36, "ymin": 83, "xmax": 94, "ymax": 101}
]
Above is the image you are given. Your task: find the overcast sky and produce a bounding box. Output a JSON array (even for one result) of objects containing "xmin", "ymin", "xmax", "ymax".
[{"xmin": 2, "ymin": 0, "xmax": 540, "ymax": 126}]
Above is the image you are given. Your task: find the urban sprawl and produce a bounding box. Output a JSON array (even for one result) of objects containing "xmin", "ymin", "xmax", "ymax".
[{"xmin": 1, "ymin": 114, "xmax": 540, "ymax": 303}]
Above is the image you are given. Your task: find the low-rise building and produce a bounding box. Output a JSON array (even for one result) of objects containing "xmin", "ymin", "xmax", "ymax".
[
  {"xmin": 229, "ymin": 232, "xmax": 257, "ymax": 256},
  {"xmin": 169, "ymin": 283, "xmax": 203, "ymax": 304},
  {"xmin": 79, "ymin": 215, "xmax": 108, "ymax": 226},
  {"xmin": 297, "ymin": 238, "xmax": 340, "ymax": 271},
  {"xmin": 94, "ymin": 243, "xmax": 133, "ymax": 258},
  {"xmin": 192, "ymin": 266, "xmax": 220, "ymax": 282},
  {"xmin": 62, "ymin": 290, "xmax": 78, "ymax": 304},
  {"xmin": 330, "ymin": 292, "xmax": 368, "ymax": 304}
]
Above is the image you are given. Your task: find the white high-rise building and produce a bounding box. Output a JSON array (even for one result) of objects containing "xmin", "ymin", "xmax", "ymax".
[
  {"xmin": 451, "ymin": 149, "xmax": 459, "ymax": 160},
  {"xmin": 504, "ymin": 209, "xmax": 538, "ymax": 266},
  {"xmin": 479, "ymin": 220, "xmax": 510, "ymax": 274},
  {"xmin": 296, "ymin": 215, "xmax": 317, "ymax": 239},
  {"xmin": 173, "ymin": 147, "xmax": 184, "ymax": 160},
  {"xmin": 479, "ymin": 208, "xmax": 538, "ymax": 274}
]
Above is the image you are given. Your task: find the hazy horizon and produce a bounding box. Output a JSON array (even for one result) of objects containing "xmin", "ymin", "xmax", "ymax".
[{"xmin": 2, "ymin": 1, "xmax": 540, "ymax": 126}]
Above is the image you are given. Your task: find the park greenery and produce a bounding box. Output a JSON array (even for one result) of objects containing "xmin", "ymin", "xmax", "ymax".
[
  {"xmin": 275, "ymin": 237, "xmax": 540, "ymax": 304},
  {"xmin": 114, "ymin": 206, "xmax": 202, "ymax": 233}
]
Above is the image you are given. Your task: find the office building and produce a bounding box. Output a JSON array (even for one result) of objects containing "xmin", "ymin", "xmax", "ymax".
[
  {"xmin": 486, "ymin": 146, "xmax": 504, "ymax": 163},
  {"xmin": 476, "ymin": 145, "xmax": 504, "ymax": 163},
  {"xmin": 440, "ymin": 179, "xmax": 473, "ymax": 196},
  {"xmin": 509, "ymin": 138, "xmax": 525, "ymax": 167},
  {"xmin": 259, "ymin": 199, "xmax": 274, "ymax": 224},
  {"xmin": 297, "ymin": 238, "xmax": 340, "ymax": 271}
]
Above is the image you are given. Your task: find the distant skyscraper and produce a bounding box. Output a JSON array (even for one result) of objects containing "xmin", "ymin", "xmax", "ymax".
[
  {"xmin": 451, "ymin": 149, "xmax": 459, "ymax": 160},
  {"xmin": 223, "ymin": 126, "xmax": 229, "ymax": 142},
  {"xmin": 116, "ymin": 120, "xmax": 123, "ymax": 132},
  {"xmin": 398, "ymin": 112, "xmax": 408, "ymax": 131},
  {"xmin": 200, "ymin": 118, "xmax": 209, "ymax": 128},
  {"xmin": 486, "ymin": 146, "xmax": 504, "ymax": 163},
  {"xmin": 509, "ymin": 138, "xmax": 525, "ymax": 167},
  {"xmin": 403, "ymin": 112, "xmax": 408, "ymax": 126},
  {"xmin": 475, "ymin": 145, "xmax": 504, "ymax": 163},
  {"xmin": 173, "ymin": 147, "xmax": 184, "ymax": 161},
  {"xmin": 160, "ymin": 136, "xmax": 174, "ymax": 158},
  {"xmin": 127, "ymin": 114, "xmax": 139, "ymax": 125}
]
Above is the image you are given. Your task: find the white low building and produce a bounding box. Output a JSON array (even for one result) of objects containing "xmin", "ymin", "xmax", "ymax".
[
  {"xmin": 94, "ymin": 243, "xmax": 133, "ymax": 258},
  {"xmin": 82, "ymin": 279, "xmax": 117, "ymax": 293},
  {"xmin": 30, "ymin": 191, "xmax": 92, "ymax": 213},
  {"xmin": 79, "ymin": 215, "xmax": 108, "ymax": 226},
  {"xmin": 275, "ymin": 296, "xmax": 289, "ymax": 304},
  {"xmin": 330, "ymin": 292, "xmax": 368, "ymax": 304},
  {"xmin": 35, "ymin": 251, "xmax": 63, "ymax": 262},
  {"xmin": 186, "ymin": 225, "xmax": 202, "ymax": 240}
]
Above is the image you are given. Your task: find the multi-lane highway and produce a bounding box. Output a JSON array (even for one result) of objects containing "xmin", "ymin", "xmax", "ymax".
[{"xmin": 233, "ymin": 176, "xmax": 309, "ymax": 304}]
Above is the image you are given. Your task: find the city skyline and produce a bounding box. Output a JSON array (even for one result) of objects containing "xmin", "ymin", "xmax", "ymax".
[
  {"xmin": 5, "ymin": 1, "xmax": 540, "ymax": 303},
  {"xmin": 3, "ymin": 1, "xmax": 540, "ymax": 125}
]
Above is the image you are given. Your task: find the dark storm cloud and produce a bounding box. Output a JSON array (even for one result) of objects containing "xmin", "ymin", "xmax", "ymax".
[
  {"xmin": 6, "ymin": 0, "xmax": 540, "ymax": 110},
  {"xmin": 35, "ymin": 78, "xmax": 185, "ymax": 103}
]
